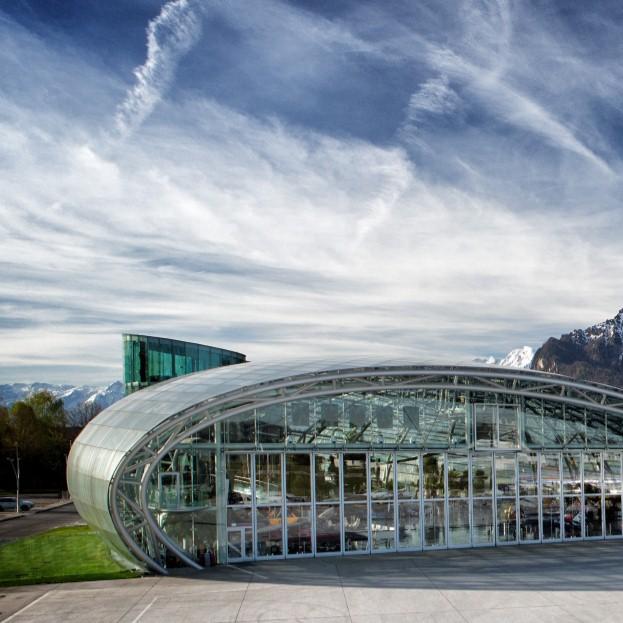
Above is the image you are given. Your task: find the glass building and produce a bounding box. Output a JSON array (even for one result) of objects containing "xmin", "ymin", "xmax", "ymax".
[
  {"xmin": 67, "ymin": 359, "xmax": 623, "ymax": 574},
  {"xmin": 123, "ymin": 333, "xmax": 246, "ymax": 394}
]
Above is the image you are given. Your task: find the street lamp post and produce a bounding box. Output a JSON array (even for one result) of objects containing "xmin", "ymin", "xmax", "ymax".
[{"xmin": 7, "ymin": 444, "xmax": 20, "ymax": 513}]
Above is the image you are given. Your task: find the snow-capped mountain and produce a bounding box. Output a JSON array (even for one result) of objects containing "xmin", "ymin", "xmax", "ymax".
[
  {"xmin": 0, "ymin": 381, "xmax": 124, "ymax": 416},
  {"xmin": 533, "ymin": 308, "xmax": 623, "ymax": 388},
  {"xmin": 474, "ymin": 346, "xmax": 535, "ymax": 369},
  {"xmin": 498, "ymin": 346, "xmax": 535, "ymax": 369}
]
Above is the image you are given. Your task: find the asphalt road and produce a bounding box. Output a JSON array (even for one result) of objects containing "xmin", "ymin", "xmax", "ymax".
[{"xmin": 0, "ymin": 503, "xmax": 84, "ymax": 544}]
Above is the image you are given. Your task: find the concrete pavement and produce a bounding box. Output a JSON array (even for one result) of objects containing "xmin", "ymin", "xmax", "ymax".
[{"xmin": 3, "ymin": 540, "xmax": 623, "ymax": 622}]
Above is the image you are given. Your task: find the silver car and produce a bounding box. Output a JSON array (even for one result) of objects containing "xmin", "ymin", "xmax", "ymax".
[{"xmin": 0, "ymin": 497, "xmax": 34, "ymax": 511}]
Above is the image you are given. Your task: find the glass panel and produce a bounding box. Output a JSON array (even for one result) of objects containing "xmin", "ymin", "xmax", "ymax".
[
  {"xmin": 370, "ymin": 454, "xmax": 394, "ymax": 500},
  {"xmin": 371, "ymin": 501, "xmax": 394, "ymax": 551},
  {"xmin": 562, "ymin": 453, "xmax": 581, "ymax": 494},
  {"xmin": 475, "ymin": 405, "xmax": 496, "ymax": 449},
  {"xmin": 315, "ymin": 401, "xmax": 343, "ymax": 445},
  {"xmin": 586, "ymin": 410, "xmax": 606, "ymax": 446},
  {"xmin": 540, "ymin": 453, "xmax": 561, "ymax": 495},
  {"xmin": 542, "ymin": 497, "xmax": 561, "ymax": 540},
  {"xmin": 605, "ymin": 496, "xmax": 622, "ymax": 536},
  {"xmin": 227, "ymin": 507, "xmax": 253, "ymax": 558},
  {"xmin": 227, "ymin": 529, "xmax": 242, "ymax": 560},
  {"xmin": 287, "ymin": 402, "xmax": 312, "ymax": 444},
  {"xmin": 472, "ymin": 455, "xmax": 493, "ymax": 497},
  {"xmin": 543, "ymin": 403, "xmax": 564, "ymax": 447},
  {"xmin": 227, "ymin": 454, "xmax": 253, "ymax": 505},
  {"xmin": 448, "ymin": 499, "xmax": 470, "ymax": 546},
  {"xmin": 583, "ymin": 452, "xmax": 602, "ymax": 494},
  {"xmin": 584, "ymin": 496, "xmax": 602, "ymax": 537},
  {"xmin": 315, "ymin": 453, "xmax": 340, "ymax": 502},
  {"xmin": 396, "ymin": 454, "xmax": 419, "ymax": 500},
  {"xmin": 224, "ymin": 412, "xmax": 256, "ymax": 444},
  {"xmin": 604, "ymin": 452, "xmax": 622, "ymax": 494},
  {"xmin": 343, "ymin": 454, "xmax": 367, "ymax": 501},
  {"xmin": 472, "ymin": 498, "xmax": 494, "ymax": 545},
  {"xmin": 286, "ymin": 454, "xmax": 311, "ymax": 503},
  {"xmin": 424, "ymin": 500, "xmax": 445, "ymax": 547},
  {"xmin": 315, "ymin": 504, "xmax": 341, "ymax": 553},
  {"xmin": 286, "ymin": 504, "xmax": 312, "ymax": 555},
  {"xmin": 607, "ymin": 413, "xmax": 623, "ymax": 447},
  {"xmin": 344, "ymin": 503, "xmax": 369, "ymax": 552},
  {"xmin": 523, "ymin": 399, "xmax": 543, "ymax": 447},
  {"xmin": 420, "ymin": 392, "xmax": 449, "ymax": 447},
  {"xmin": 498, "ymin": 406, "xmax": 519, "ymax": 448},
  {"xmin": 423, "ymin": 453, "xmax": 445, "ymax": 499},
  {"xmin": 447, "ymin": 455, "xmax": 468, "ymax": 498},
  {"xmin": 519, "ymin": 497, "xmax": 539, "ymax": 541},
  {"xmin": 496, "ymin": 499, "xmax": 517, "ymax": 543},
  {"xmin": 256, "ymin": 506, "xmax": 283, "ymax": 557},
  {"xmin": 495, "ymin": 455, "xmax": 516, "ymax": 497},
  {"xmin": 398, "ymin": 501, "xmax": 420, "ymax": 549},
  {"xmin": 518, "ymin": 453, "xmax": 538, "ymax": 496},
  {"xmin": 257, "ymin": 405, "xmax": 285, "ymax": 444},
  {"xmin": 563, "ymin": 496, "xmax": 582, "ymax": 539},
  {"xmin": 255, "ymin": 454, "xmax": 282, "ymax": 505},
  {"xmin": 564, "ymin": 405, "xmax": 586, "ymax": 447}
]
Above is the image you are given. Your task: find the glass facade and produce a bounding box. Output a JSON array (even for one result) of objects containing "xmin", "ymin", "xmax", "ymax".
[
  {"xmin": 122, "ymin": 333, "xmax": 246, "ymax": 394},
  {"xmin": 66, "ymin": 360, "xmax": 623, "ymax": 573}
]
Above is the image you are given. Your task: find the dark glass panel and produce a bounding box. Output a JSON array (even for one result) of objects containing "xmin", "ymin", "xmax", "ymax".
[
  {"xmin": 315, "ymin": 504, "xmax": 340, "ymax": 553},
  {"xmin": 583, "ymin": 452, "xmax": 602, "ymax": 494},
  {"xmin": 604, "ymin": 452, "xmax": 622, "ymax": 494},
  {"xmin": 496, "ymin": 499, "xmax": 517, "ymax": 542},
  {"xmin": 607, "ymin": 413, "xmax": 623, "ymax": 447},
  {"xmin": 315, "ymin": 453, "xmax": 340, "ymax": 502},
  {"xmin": 286, "ymin": 505, "xmax": 312, "ymax": 555},
  {"xmin": 605, "ymin": 496, "xmax": 622, "ymax": 536},
  {"xmin": 523, "ymin": 399, "xmax": 544, "ymax": 447},
  {"xmin": 519, "ymin": 497, "xmax": 539, "ymax": 541},
  {"xmin": 375, "ymin": 405, "xmax": 393, "ymax": 430},
  {"xmin": 343, "ymin": 453, "xmax": 367, "ymax": 501},
  {"xmin": 475, "ymin": 405, "xmax": 495, "ymax": 449},
  {"xmin": 562, "ymin": 453, "xmax": 581, "ymax": 494},
  {"xmin": 256, "ymin": 506, "xmax": 283, "ymax": 557},
  {"xmin": 563, "ymin": 496, "xmax": 582, "ymax": 539},
  {"xmin": 584, "ymin": 496, "xmax": 603, "ymax": 537},
  {"xmin": 226, "ymin": 454, "xmax": 252, "ymax": 505},
  {"xmin": 447, "ymin": 455, "xmax": 468, "ymax": 498},
  {"xmin": 542, "ymin": 497, "xmax": 561, "ymax": 540},
  {"xmin": 286, "ymin": 454, "xmax": 311, "ymax": 502},
  {"xmin": 257, "ymin": 404, "xmax": 285, "ymax": 444},
  {"xmin": 423, "ymin": 453, "xmax": 444, "ymax": 499}
]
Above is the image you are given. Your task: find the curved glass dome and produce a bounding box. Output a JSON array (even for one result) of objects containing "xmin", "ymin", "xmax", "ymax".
[{"xmin": 67, "ymin": 359, "xmax": 623, "ymax": 573}]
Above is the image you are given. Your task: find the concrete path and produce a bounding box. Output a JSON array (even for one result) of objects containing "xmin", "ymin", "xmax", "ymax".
[
  {"xmin": 2, "ymin": 540, "xmax": 623, "ymax": 622},
  {"xmin": 0, "ymin": 504, "xmax": 83, "ymax": 545}
]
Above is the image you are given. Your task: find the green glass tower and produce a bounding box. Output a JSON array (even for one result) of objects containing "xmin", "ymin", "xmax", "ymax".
[{"xmin": 122, "ymin": 333, "xmax": 246, "ymax": 394}]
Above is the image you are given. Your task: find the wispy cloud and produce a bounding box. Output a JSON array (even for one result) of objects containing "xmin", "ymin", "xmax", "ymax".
[{"xmin": 114, "ymin": 0, "xmax": 202, "ymax": 138}]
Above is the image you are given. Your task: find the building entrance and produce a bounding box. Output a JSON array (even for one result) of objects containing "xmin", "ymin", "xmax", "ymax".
[{"xmin": 224, "ymin": 450, "xmax": 623, "ymax": 562}]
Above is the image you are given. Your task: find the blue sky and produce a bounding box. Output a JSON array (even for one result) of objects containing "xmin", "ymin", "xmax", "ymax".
[{"xmin": 1, "ymin": 0, "xmax": 623, "ymax": 384}]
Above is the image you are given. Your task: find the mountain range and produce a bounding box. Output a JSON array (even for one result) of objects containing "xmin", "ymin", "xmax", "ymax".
[{"xmin": 2, "ymin": 308, "xmax": 623, "ymax": 420}]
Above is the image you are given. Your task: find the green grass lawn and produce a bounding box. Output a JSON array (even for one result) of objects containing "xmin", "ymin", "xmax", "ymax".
[{"xmin": 0, "ymin": 525, "xmax": 142, "ymax": 586}]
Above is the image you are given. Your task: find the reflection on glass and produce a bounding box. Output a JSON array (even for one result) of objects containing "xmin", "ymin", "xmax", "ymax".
[
  {"xmin": 448, "ymin": 499, "xmax": 470, "ymax": 546},
  {"xmin": 524, "ymin": 400, "xmax": 543, "ymax": 447},
  {"xmin": 586, "ymin": 410, "xmax": 606, "ymax": 446},
  {"xmin": 605, "ymin": 496, "xmax": 622, "ymax": 536},
  {"xmin": 424, "ymin": 500, "xmax": 445, "ymax": 546},
  {"xmin": 224, "ymin": 413, "xmax": 255, "ymax": 444},
  {"xmin": 344, "ymin": 503, "xmax": 369, "ymax": 552},
  {"xmin": 315, "ymin": 454, "xmax": 340, "ymax": 502},
  {"xmin": 286, "ymin": 454, "xmax": 311, "ymax": 502},
  {"xmin": 398, "ymin": 501, "xmax": 420, "ymax": 549},
  {"xmin": 286, "ymin": 504, "xmax": 312, "ymax": 555},
  {"xmin": 604, "ymin": 452, "xmax": 622, "ymax": 494},
  {"xmin": 495, "ymin": 455, "xmax": 516, "ymax": 497},
  {"xmin": 542, "ymin": 497, "xmax": 561, "ymax": 540},
  {"xmin": 472, "ymin": 455, "xmax": 493, "ymax": 497},
  {"xmin": 496, "ymin": 499, "xmax": 517, "ymax": 543},
  {"xmin": 256, "ymin": 506, "xmax": 283, "ymax": 556},
  {"xmin": 518, "ymin": 453, "xmax": 538, "ymax": 496},
  {"xmin": 423, "ymin": 453, "xmax": 444, "ymax": 499},
  {"xmin": 316, "ymin": 504, "xmax": 340, "ymax": 553},
  {"xmin": 370, "ymin": 454, "xmax": 394, "ymax": 499},
  {"xmin": 447, "ymin": 455, "xmax": 468, "ymax": 498},
  {"xmin": 475, "ymin": 405, "xmax": 495, "ymax": 448},
  {"xmin": 257, "ymin": 404, "xmax": 285, "ymax": 443},
  {"xmin": 543, "ymin": 403, "xmax": 564, "ymax": 447},
  {"xmin": 540, "ymin": 454, "xmax": 561, "ymax": 495},
  {"xmin": 227, "ymin": 507, "xmax": 253, "ymax": 559},
  {"xmin": 255, "ymin": 454, "xmax": 282, "ymax": 504},
  {"xmin": 519, "ymin": 497, "xmax": 539, "ymax": 541},
  {"xmin": 498, "ymin": 406, "xmax": 518, "ymax": 448},
  {"xmin": 584, "ymin": 452, "xmax": 602, "ymax": 494},
  {"xmin": 472, "ymin": 499, "xmax": 494, "ymax": 545},
  {"xmin": 371, "ymin": 501, "xmax": 394, "ymax": 551},
  {"xmin": 344, "ymin": 454, "xmax": 367, "ymax": 501},
  {"xmin": 397, "ymin": 455, "xmax": 419, "ymax": 499},
  {"xmin": 564, "ymin": 496, "xmax": 582, "ymax": 539},
  {"xmin": 227, "ymin": 454, "xmax": 252, "ymax": 505},
  {"xmin": 565, "ymin": 406, "xmax": 586, "ymax": 447},
  {"xmin": 584, "ymin": 496, "xmax": 602, "ymax": 537},
  {"xmin": 563, "ymin": 453, "xmax": 581, "ymax": 494}
]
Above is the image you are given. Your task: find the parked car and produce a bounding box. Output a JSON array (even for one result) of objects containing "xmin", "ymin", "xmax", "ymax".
[{"xmin": 0, "ymin": 497, "xmax": 34, "ymax": 511}]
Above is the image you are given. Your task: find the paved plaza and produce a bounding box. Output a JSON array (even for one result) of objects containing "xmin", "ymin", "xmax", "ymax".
[{"xmin": 3, "ymin": 541, "xmax": 623, "ymax": 622}]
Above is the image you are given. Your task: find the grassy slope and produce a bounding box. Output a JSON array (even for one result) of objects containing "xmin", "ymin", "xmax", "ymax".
[{"xmin": 0, "ymin": 525, "xmax": 141, "ymax": 586}]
